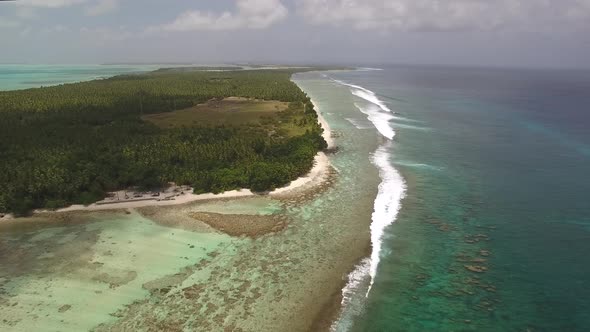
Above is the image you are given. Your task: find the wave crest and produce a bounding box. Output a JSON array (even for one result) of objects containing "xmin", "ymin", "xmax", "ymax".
[
  {"xmin": 329, "ymin": 77, "xmax": 407, "ymax": 332},
  {"xmin": 368, "ymin": 141, "xmax": 406, "ymax": 293},
  {"xmin": 331, "ymin": 78, "xmax": 407, "ymax": 296},
  {"xmin": 332, "ymin": 78, "xmax": 400, "ymax": 140},
  {"xmin": 333, "ymin": 79, "xmax": 394, "ymax": 114},
  {"xmin": 353, "ymin": 103, "xmax": 395, "ymax": 139}
]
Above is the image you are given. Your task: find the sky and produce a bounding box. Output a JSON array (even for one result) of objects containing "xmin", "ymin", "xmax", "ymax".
[{"xmin": 0, "ymin": 0, "xmax": 589, "ymax": 68}]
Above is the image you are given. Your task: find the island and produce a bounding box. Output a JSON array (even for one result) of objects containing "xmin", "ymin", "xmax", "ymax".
[{"xmin": 0, "ymin": 68, "xmax": 331, "ymax": 216}]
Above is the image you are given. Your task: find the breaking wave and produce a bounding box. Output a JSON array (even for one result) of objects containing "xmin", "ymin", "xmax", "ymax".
[
  {"xmin": 353, "ymin": 102, "xmax": 396, "ymax": 139},
  {"xmin": 368, "ymin": 141, "xmax": 406, "ymax": 293},
  {"xmin": 330, "ymin": 78, "xmax": 407, "ymax": 331},
  {"xmin": 330, "ymin": 258, "xmax": 371, "ymax": 332},
  {"xmin": 333, "ymin": 79, "xmax": 395, "ymax": 114}
]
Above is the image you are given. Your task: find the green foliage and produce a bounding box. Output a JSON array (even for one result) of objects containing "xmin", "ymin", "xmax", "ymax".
[{"xmin": 0, "ymin": 69, "xmax": 326, "ymax": 215}]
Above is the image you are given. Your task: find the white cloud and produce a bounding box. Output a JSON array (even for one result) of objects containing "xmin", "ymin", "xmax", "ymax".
[
  {"xmin": 20, "ymin": 27, "xmax": 32, "ymax": 37},
  {"xmin": 0, "ymin": 17, "xmax": 21, "ymax": 29},
  {"xmin": 565, "ymin": 0, "xmax": 590, "ymax": 20},
  {"xmin": 79, "ymin": 26, "xmax": 135, "ymax": 44},
  {"xmin": 16, "ymin": 7, "xmax": 38, "ymax": 20},
  {"xmin": 298, "ymin": 0, "xmax": 590, "ymax": 32},
  {"xmin": 152, "ymin": 0, "xmax": 288, "ymax": 32},
  {"xmin": 85, "ymin": 0, "xmax": 119, "ymax": 16},
  {"xmin": 17, "ymin": 0, "xmax": 88, "ymax": 8},
  {"xmin": 13, "ymin": 0, "xmax": 118, "ymax": 16}
]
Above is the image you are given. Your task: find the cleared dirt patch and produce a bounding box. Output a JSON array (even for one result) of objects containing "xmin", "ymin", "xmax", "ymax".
[{"xmin": 142, "ymin": 97, "xmax": 289, "ymax": 128}]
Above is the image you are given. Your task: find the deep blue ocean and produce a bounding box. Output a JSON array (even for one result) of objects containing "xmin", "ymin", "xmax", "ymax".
[{"xmin": 329, "ymin": 66, "xmax": 590, "ymax": 331}]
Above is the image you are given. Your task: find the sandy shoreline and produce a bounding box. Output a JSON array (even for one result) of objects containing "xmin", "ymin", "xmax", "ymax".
[
  {"xmin": 317, "ymin": 107, "xmax": 335, "ymax": 150},
  {"xmin": 38, "ymin": 152, "xmax": 331, "ymax": 214}
]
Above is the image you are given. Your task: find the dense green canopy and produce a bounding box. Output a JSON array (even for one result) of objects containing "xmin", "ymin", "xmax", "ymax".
[{"xmin": 0, "ymin": 69, "xmax": 327, "ymax": 215}]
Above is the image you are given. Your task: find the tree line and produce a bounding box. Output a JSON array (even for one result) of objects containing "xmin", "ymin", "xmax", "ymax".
[{"xmin": 0, "ymin": 69, "xmax": 326, "ymax": 215}]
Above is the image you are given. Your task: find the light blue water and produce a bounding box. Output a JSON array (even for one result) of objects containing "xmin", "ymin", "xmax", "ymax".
[{"xmin": 0, "ymin": 64, "xmax": 166, "ymax": 91}]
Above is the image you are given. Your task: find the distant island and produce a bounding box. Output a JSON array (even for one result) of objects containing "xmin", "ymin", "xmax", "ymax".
[{"xmin": 0, "ymin": 68, "xmax": 334, "ymax": 215}]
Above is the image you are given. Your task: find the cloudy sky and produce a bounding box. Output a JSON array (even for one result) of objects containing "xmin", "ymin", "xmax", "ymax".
[{"xmin": 1, "ymin": 0, "xmax": 589, "ymax": 68}]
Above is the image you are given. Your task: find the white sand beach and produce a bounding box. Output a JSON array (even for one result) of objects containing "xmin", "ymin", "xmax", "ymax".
[
  {"xmin": 51, "ymin": 152, "xmax": 331, "ymax": 213},
  {"xmin": 317, "ymin": 108, "xmax": 335, "ymax": 149}
]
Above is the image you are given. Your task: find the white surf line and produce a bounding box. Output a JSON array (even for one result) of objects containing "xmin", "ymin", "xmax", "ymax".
[
  {"xmin": 391, "ymin": 123, "xmax": 430, "ymax": 131},
  {"xmin": 368, "ymin": 141, "xmax": 406, "ymax": 296},
  {"xmin": 331, "ymin": 78, "xmax": 422, "ymax": 135},
  {"xmin": 330, "ymin": 77, "xmax": 416, "ymax": 121},
  {"xmin": 353, "ymin": 102, "xmax": 395, "ymax": 139},
  {"xmin": 330, "ymin": 258, "xmax": 371, "ymax": 332},
  {"xmin": 332, "ymin": 78, "xmax": 395, "ymax": 114},
  {"xmin": 331, "ymin": 78, "xmax": 407, "ymax": 297},
  {"xmin": 329, "ymin": 78, "xmax": 395, "ymax": 139}
]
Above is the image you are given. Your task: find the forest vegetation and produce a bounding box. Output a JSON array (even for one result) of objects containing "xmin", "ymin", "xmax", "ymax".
[{"xmin": 0, "ymin": 69, "xmax": 327, "ymax": 215}]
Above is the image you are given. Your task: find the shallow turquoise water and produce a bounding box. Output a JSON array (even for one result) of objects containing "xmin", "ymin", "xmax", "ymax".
[
  {"xmin": 327, "ymin": 67, "xmax": 590, "ymax": 331},
  {"xmin": 0, "ymin": 212, "xmax": 233, "ymax": 331},
  {"xmin": 0, "ymin": 64, "xmax": 167, "ymax": 91}
]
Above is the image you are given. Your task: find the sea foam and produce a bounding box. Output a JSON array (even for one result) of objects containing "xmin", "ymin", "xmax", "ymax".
[
  {"xmin": 368, "ymin": 141, "xmax": 406, "ymax": 293},
  {"xmin": 330, "ymin": 258, "xmax": 371, "ymax": 332},
  {"xmin": 332, "ymin": 78, "xmax": 407, "ymax": 297},
  {"xmin": 329, "ymin": 78, "xmax": 407, "ymax": 332},
  {"xmin": 394, "ymin": 161, "xmax": 443, "ymax": 171},
  {"xmin": 353, "ymin": 103, "xmax": 395, "ymax": 139},
  {"xmin": 333, "ymin": 79, "xmax": 395, "ymax": 114}
]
